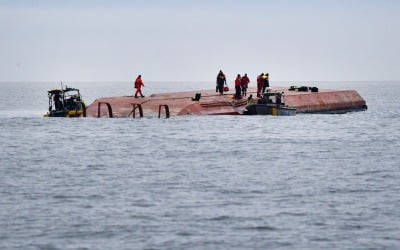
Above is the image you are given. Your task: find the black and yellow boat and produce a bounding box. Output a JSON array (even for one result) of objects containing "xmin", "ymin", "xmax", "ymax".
[
  {"xmin": 243, "ymin": 92, "xmax": 296, "ymax": 116},
  {"xmin": 44, "ymin": 86, "xmax": 86, "ymax": 117}
]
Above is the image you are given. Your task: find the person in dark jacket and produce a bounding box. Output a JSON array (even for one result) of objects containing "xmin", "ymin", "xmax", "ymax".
[
  {"xmin": 262, "ymin": 73, "xmax": 270, "ymax": 93},
  {"xmin": 54, "ymin": 92, "xmax": 63, "ymax": 110},
  {"xmin": 216, "ymin": 70, "xmax": 227, "ymax": 95}
]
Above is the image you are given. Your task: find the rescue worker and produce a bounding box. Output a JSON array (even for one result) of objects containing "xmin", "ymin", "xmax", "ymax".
[
  {"xmin": 134, "ymin": 75, "xmax": 145, "ymax": 98},
  {"xmin": 262, "ymin": 73, "xmax": 270, "ymax": 93},
  {"xmin": 235, "ymin": 74, "xmax": 242, "ymax": 99},
  {"xmin": 216, "ymin": 70, "xmax": 227, "ymax": 95},
  {"xmin": 276, "ymin": 92, "xmax": 282, "ymax": 105},
  {"xmin": 54, "ymin": 92, "xmax": 63, "ymax": 110},
  {"xmin": 247, "ymin": 94, "xmax": 254, "ymax": 105},
  {"xmin": 256, "ymin": 73, "xmax": 264, "ymax": 97},
  {"xmin": 241, "ymin": 73, "xmax": 250, "ymax": 97}
]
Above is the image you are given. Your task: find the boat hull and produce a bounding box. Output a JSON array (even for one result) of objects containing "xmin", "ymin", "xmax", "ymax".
[
  {"xmin": 44, "ymin": 109, "xmax": 84, "ymax": 118},
  {"xmin": 85, "ymin": 87, "xmax": 367, "ymax": 118},
  {"xmin": 243, "ymin": 104, "xmax": 296, "ymax": 116}
]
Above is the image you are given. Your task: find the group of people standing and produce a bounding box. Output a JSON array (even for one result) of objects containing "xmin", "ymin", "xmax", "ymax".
[
  {"xmin": 234, "ymin": 73, "xmax": 250, "ymax": 99},
  {"xmin": 134, "ymin": 71, "xmax": 270, "ymax": 99},
  {"xmin": 216, "ymin": 70, "xmax": 251, "ymax": 99},
  {"xmin": 256, "ymin": 73, "xmax": 270, "ymax": 97},
  {"xmin": 217, "ymin": 71, "xmax": 270, "ymax": 99}
]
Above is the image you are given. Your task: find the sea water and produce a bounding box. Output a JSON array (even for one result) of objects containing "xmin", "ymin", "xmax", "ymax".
[{"xmin": 0, "ymin": 81, "xmax": 399, "ymax": 249}]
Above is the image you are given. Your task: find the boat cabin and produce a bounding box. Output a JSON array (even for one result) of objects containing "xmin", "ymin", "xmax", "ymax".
[
  {"xmin": 258, "ymin": 91, "xmax": 286, "ymax": 105},
  {"xmin": 45, "ymin": 86, "xmax": 85, "ymax": 117}
]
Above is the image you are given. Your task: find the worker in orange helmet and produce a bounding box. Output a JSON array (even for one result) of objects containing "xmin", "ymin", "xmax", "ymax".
[{"xmin": 134, "ymin": 75, "xmax": 145, "ymax": 98}]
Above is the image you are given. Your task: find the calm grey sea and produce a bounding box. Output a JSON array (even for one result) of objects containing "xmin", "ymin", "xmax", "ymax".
[{"xmin": 1, "ymin": 81, "xmax": 400, "ymax": 250}]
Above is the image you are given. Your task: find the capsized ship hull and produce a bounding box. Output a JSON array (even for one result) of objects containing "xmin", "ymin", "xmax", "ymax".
[{"xmin": 85, "ymin": 87, "xmax": 367, "ymax": 118}]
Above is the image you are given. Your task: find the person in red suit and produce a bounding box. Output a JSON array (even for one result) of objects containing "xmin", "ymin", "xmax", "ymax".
[
  {"xmin": 256, "ymin": 73, "xmax": 264, "ymax": 97},
  {"xmin": 235, "ymin": 74, "xmax": 242, "ymax": 99},
  {"xmin": 134, "ymin": 75, "xmax": 145, "ymax": 98},
  {"xmin": 241, "ymin": 73, "xmax": 250, "ymax": 97}
]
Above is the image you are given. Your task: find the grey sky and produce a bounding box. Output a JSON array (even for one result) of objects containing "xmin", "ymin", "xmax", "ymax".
[{"xmin": 1, "ymin": 0, "xmax": 399, "ymax": 81}]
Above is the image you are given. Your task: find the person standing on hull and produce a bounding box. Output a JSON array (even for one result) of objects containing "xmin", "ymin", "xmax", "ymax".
[
  {"xmin": 241, "ymin": 73, "xmax": 250, "ymax": 97},
  {"xmin": 256, "ymin": 73, "xmax": 264, "ymax": 97},
  {"xmin": 262, "ymin": 73, "xmax": 270, "ymax": 93},
  {"xmin": 235, "ymin": 74, "xmax": 242, "ymax": 99},
  {"xmin": 216, "ymin": 70, "xmax": 227, "ymax": 95},
  {"xmin": 134, "ymin": 75, "xmax": 145, "ymax": 98}
]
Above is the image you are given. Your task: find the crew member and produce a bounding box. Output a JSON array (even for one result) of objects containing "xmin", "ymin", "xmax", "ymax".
[
  {"xmin": 54, "ymin": 92, "xmax": 63, "ymax": 110},
  {"xmin": 256, "ymin": 73, "xmax": 264, "ymax": 97},
  {"xmin": 134, "ymin": 75, "xmax": 145, "ymax": 98},
  {"xmin": 262, "ymin": 73, "xmax": 270, "ymax": 93},
  {"xmin": 247, "ymin": 94, "xmax": 254, "ymax": 105},
  {"xmin": 276, "ymin": 92, "xmax": 282, "ymax": 105},
  {"xmin": 216, "ymin": 70, "xmax": 227, "ymax": 95},
  {"xmin": 241, "ymin": 73, "xmax": 250, "ymax": 97},
  {"xmin": 235, "ymin": 74, "xmax": 242, "ymax": 99}
]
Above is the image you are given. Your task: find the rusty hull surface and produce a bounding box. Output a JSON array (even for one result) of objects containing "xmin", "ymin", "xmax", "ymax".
[{"xmin": 86, "ymin": 87, "xmax": 367, "ymax": 118}]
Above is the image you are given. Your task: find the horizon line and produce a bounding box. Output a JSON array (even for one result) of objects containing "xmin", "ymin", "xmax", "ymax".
[{"xmin": 1, "ymin": 80, "xmax": 399, "ymax": 83}]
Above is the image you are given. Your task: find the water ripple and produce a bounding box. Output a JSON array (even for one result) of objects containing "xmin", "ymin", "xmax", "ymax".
[{"xmin": 1, "ymin": 81, "xmax": 400, "ymax": 249}]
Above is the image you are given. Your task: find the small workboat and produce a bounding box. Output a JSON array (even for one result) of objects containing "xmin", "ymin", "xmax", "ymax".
[
  {"xmin": 243, "ymin": 91, "xmax": 296, "ymax": 116},
  {"xmin": 44, "ymin": 85, "xmax": 86, "ymax": 117}
]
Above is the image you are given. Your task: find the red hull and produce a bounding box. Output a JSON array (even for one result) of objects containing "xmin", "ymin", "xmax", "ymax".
[{"xmin": 86, "ymin": 87, "xmax": 367, "ymax": 118}]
